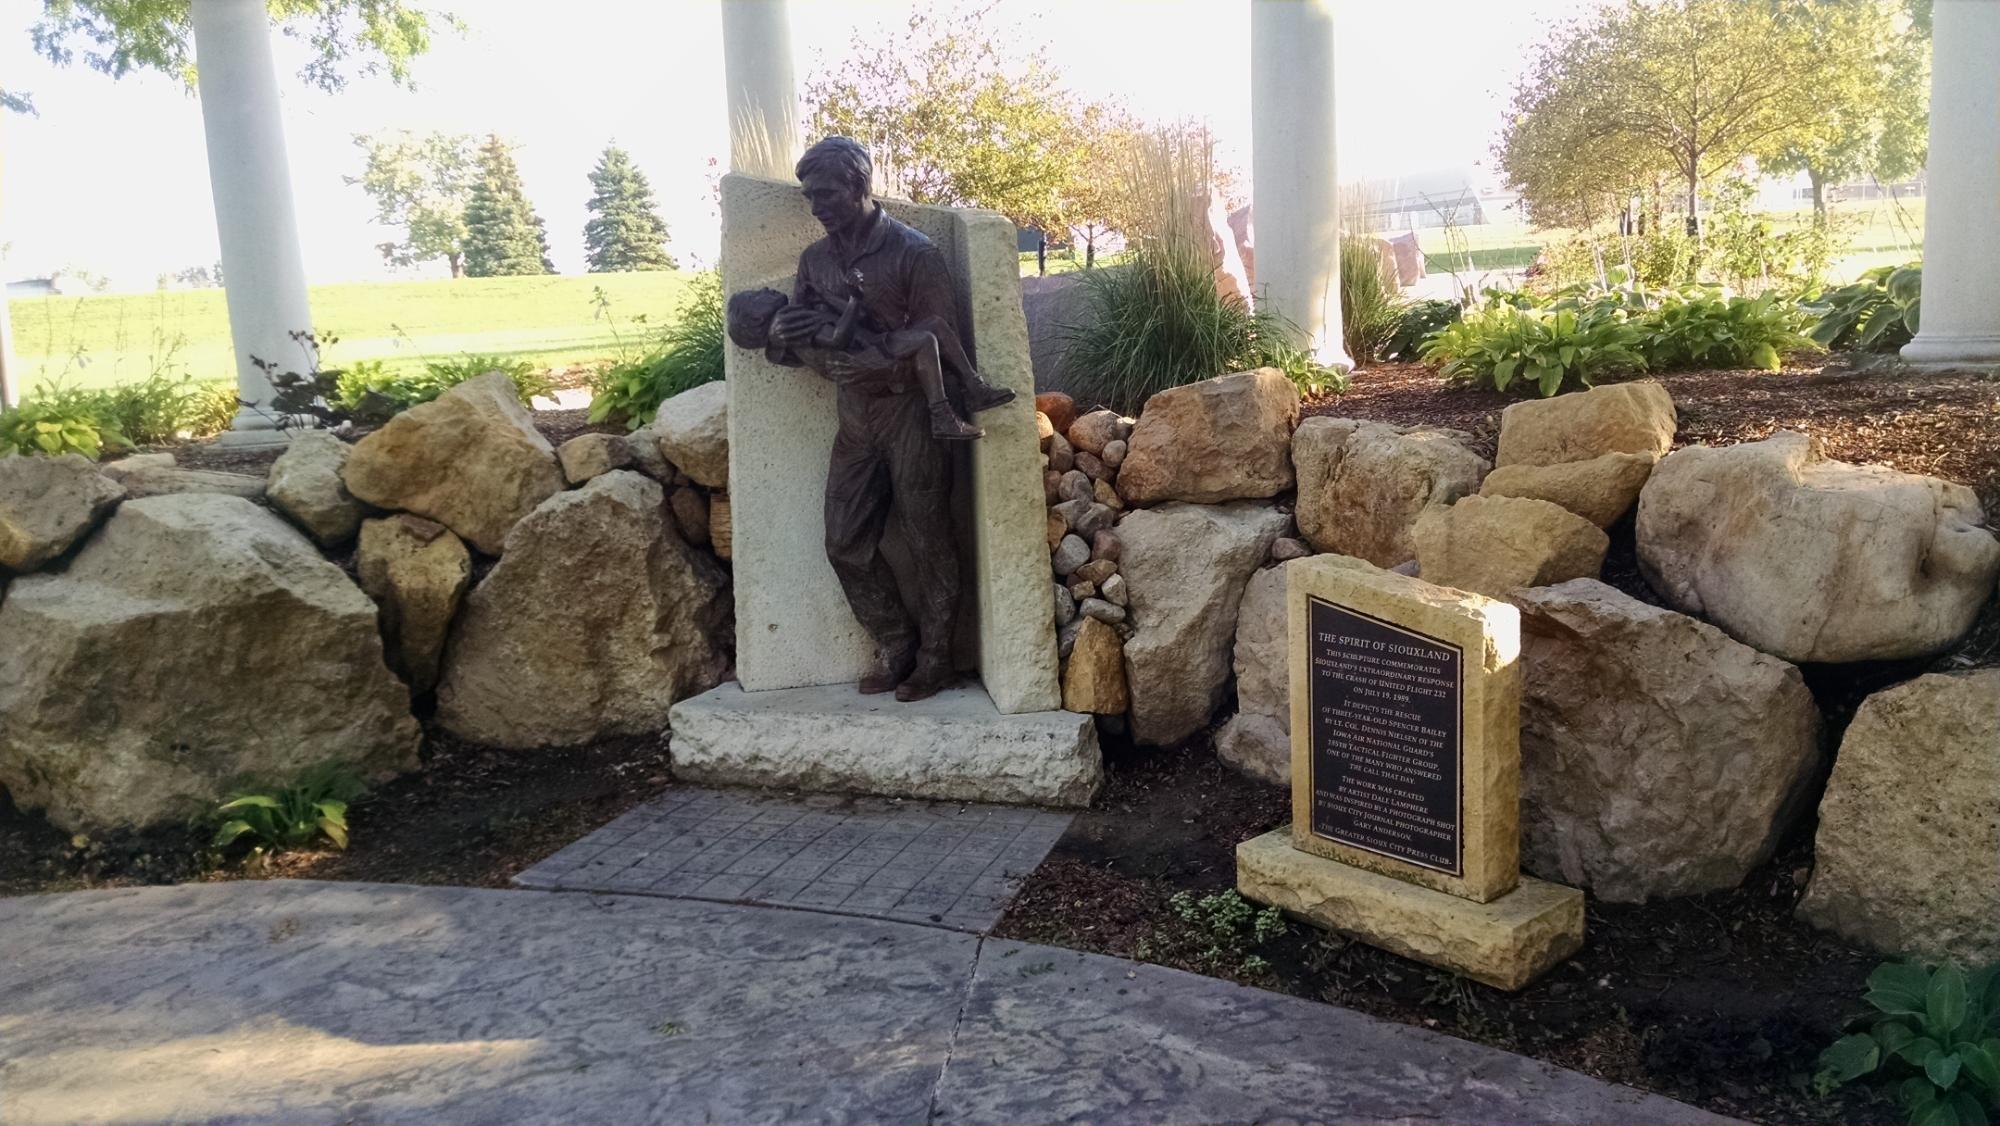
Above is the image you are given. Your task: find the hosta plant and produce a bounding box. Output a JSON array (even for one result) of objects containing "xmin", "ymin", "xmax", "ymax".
[
  {"xmin": 1816, "ymin": 960, "xmax": 2000, "ymax": 1126},
  {"xmin": 1638, "ymin": 288, "xmax": 1818, "ymax": 372},
  {"xmin": 1804, "ymin": 264, "xmax": 1922, "ymax": 353},
  {"xmin": 211, "ymin": 767, "xmax": 368, "ymax": 864},
  {"xmin": 1419, "ymin": 302, "xmax": 1645, "ymax": 397}
]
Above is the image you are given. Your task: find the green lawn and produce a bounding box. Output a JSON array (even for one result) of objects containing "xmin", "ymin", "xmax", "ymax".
[{"xmin": 9, "ymin": 271, "xmax": 695, "ymax": 393}]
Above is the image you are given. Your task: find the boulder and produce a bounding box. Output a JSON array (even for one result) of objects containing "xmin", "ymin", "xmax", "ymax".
[
  {"xmin": 0, "ymin": 495, "xmax": 419, "ymax": 832},
  {"xmin": 1035, "ymin": 392, "xmax": 1076, "ymax": 437},
  {"xmin": 111, "ymin": 465, "xmax": 266, "ymax": 501},
  {"xmin": 1637, "ymin": 432, "xmax": 2000, "ymax": 662},
  {"xmin": 1063, "ymin": 617, "xmax": 1129, "ymax": 715},
  {"xmin": 653, "ymin": 381, "xmax": 729, "ymax": 488},
  {"xmin": 1067, "ymin": 409, "xmax": 1128, "ymax": 456},
  {"xmin": 1214, "ymin": 562, "xmax": 1298, "ymax": 785},
  {"xmin": 0, "ymin": 453, "xmax": 122, "ymax": 572},
  {"xmin": 266, "ymin": 431, "xmax": 364, "ymax": 547},
  {"xmin": 1801, "ymin": 671, "xmax": 2000, "ymax": 964},
  {"xmin": 1495, "ymin": 381, "xmax": 1676, "ymax": 468},
  {"xmin": 1478, "ymin": 452, "xmax": 1655, "ymax": 528},
  {"xmin": 1512, "ymin": 580, "xmax": 1823, "ymax": 903},
  {"xmin": 621, "ymin": 422, "xmax": 676, "ymax": 482},
  {"xmin": 1116, "ymin": 369, "xmax": 1299, "ymax": 506},
  {"xmin": 557, "ymin": 432, "xmax": 633, "ymax": 484},
  {"xmin": 435, "ymin": 471, "xmax": 731, "ymax": 748},
  {"xmin": 1119, "ymin": 501, "xmax": 1289, "ymax": 745},
  {"xmin": 355, "ymin": 515, "xmax": 471, "ymax": 694},
  {"xmin": 1412, "ymin": 496, "xmax": 1609, "ymax": 599},
  {"xmin": 668, "ymin": 485, "xmax": 712, "ymax": 548},
  {"xmin": 1292, "ymin": 417, "xmax": 1489, "ymax": 567},
  {"xmin": 342, "ymin": 372, "xmax": 566, "ymax": 555}
]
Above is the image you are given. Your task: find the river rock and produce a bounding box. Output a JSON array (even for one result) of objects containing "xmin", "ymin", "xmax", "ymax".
[
  {"xmin": 1119, "ymin": 501, "xmax": 1289, "ymax": 745},
  {"xmin": 1101, "ymin": 439, "xmax": 1127, "ymax": 469},
  {"xmin": 1292, "ymin": 417, "xmax": 1489, "ymax": 567},
  {"xmin": 1035, "ymin": 392, "xmax": 1076, "ymax": 437},
  {"xmin": 652, "ymin": 380, "xmax": 729, "ymax": 488},
  {"xmin": 1412, "ymin": 495, "xmax": 1609, "ymax": 598},
  {"xmin": 1801, "ymin": 670, "xmax": 2000, "ymax": 964},
  {"xmin": 0, "ymin": 453, "xmax": 122, "ymax": 572},
  {"xmin": 1214, "ymin": 562, "xmax": 1299, "ymax": 785},
  {"xmin": 1117, "ymin": 369, "xmax": 1299, "ymax": 506},
  {"xmin": 1478, "ymin": 452, "xmax": 1655, "ymax": 528},
  {"xmin": 1054, "ymin": 583, "xmax": 1077, "ymax": 626},
  {"xmin": 1637, "ymin": 431, "xmax": 2000, "ymax": 662},
  {"xmin": 435, "ymin": 471, "xmax": 731, "ymax": 748},
  {"xmin": 342, "ymin": 372, "xmax": 566, "ymax": 555},
  {"xmin": 1512, "ymin": 580, "xmax": 1823, "ymax": 902},
  {"xmin": 1063, "ymin": 617, "xmax": 1128, "ymax": 714},
  {"xmin": 1047, "ymin": 431, "xmax": 1075, "ymax": 473},
  {"xmin": 1067, "ymin": 409, "xmax": 1127, "ymax": 456},
  {"xmin": 266, "ymin": 431, "xmax": 364, "ymax": 547},
  {"xmin": 0, "ymin": 494, "xmax": 419, "ymax": 831},
  {"xmin": 1496, "ymin": 381, "xmax": 1676, "ymax": 468}
]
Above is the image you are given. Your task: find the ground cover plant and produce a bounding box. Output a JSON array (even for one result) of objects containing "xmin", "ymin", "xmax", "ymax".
[
  {"xmin": 1805, "ymin": 264, "xmax": 1923, "ymax": 353},
  {"xmin": 210, "ymin": 768, "xmax": 368, "ymax": 868},
  {"xmin": 1817, "ymin": 961, "xmax": 2000, "ymax": 1126}
]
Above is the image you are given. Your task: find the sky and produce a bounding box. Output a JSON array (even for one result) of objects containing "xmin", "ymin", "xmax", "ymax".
[{"xmin": 0, "ymin": 0, "xmax": 1590, "ymax": 290}]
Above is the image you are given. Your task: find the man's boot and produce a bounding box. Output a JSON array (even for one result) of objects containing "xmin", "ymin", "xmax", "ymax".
[
  {"xmin": 894, "ymin": 654, "xmax": 955, "ymax": 702},
  {"xmin": 859, "ymin": 642, "xmax": 917, "ymax": 695}
]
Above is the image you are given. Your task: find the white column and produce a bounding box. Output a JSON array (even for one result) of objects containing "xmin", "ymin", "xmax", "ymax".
[
  {"xmin": 0, "ymin": 289, "xmax": 17, "ymax": 411},
  {"xmin": 720, "ymin": 0, "xmax": 801, "ymax": 180},
  {"xmin": 191, "ymin": 0, "xmax": 313, "ymax": 444},
  {"xmin": 1902, "ymin": 0, "xmax": 2000, "ymax": 368},
  {"xmin": 1251, "ymin": 0, "xmax": 1350, "ymax": 368}
]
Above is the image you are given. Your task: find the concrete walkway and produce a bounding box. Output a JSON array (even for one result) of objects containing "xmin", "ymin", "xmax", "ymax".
[{"xmin": 0, "ymin": 882, "xmax": 1732, "ymax": 1125}]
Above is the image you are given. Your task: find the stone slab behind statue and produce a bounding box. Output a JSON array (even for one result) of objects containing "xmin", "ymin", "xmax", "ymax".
[{"xmin": 719, "ymin": 173, "xmax": 1057, "ymax": 715}]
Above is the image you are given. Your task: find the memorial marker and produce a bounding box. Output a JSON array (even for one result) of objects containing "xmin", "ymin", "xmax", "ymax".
[{"xmin": 1238, "ymin": 554, "xmax": 1584, "ymax": 991}]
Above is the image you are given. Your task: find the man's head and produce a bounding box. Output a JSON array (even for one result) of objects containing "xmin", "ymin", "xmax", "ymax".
[
  {"xmin": 726, "ymin": 287, "xmax": 790, "ymax": 349},
  {"xmin": 796, "ymin": 136, "xmax": 873, "ymax": 236}
]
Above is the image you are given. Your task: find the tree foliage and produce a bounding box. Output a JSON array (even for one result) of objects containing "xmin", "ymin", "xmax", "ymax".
[
  {"xmin": 27, "ymin": 0, "xmax": 455, "ymax": 94},
  {"xmin": 583, "ymin": 145, "xmax": 676, "ymax": 273},
  {"xmin": 460, "ymin": 135, "xmax": 553, "ymax": 278},
  {"xmin": 347, "ymin": 129, "xmax": 477, "ymax": 277}
]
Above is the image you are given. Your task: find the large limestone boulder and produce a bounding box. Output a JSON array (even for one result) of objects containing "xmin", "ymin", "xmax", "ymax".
[
  {"xmin": 653, "ymin": 381, "xmax": 729, "ymax": 488},
  {"xmin": 1412, "ymin": 496, "xmax": 1609, "ymax": 599},
  {"xmin": 266, "ymin": 431, "xmax": 365, "ymax": 547},
  {"xmin": 556, "ymin": 432, "xmax": 633, "ymax": 484},
  {"xmin": 1478, "ymin": 452, "xmax": 1655, "ymax": 528},
  {"xmin": 1214, "ymin": 561, "xmax": 1297, "ymax": 785},
  {"xmin": 106, "ymin": 464, "xmax": 264, "ymax": 501},
  {"xmin": 1292, "ymin": 418, "xmax": 1488, "ymax": 567},
  {"xmin": 1637, "ymin": 432, "xmax": 2000, "ymax": 663},
  {"xmin": 341, "ymin": 372, "xmax": 566, "ymax": 555},
  {"xmin": 1801, "ymin": 671, "xmax": 2000, "ymax": 964},
  {"xmin": 1495, "ymin": 381, "xmax": 1676, "ymax": 468},
  {"xmin": 1119, "ymin": 501, "xmax": 1290, "ymax": 745},
  {"xmin": 0, "ymin": 495, "xmax": 419, "ymax": 832},
  {"xmin": 0, "ymin": 453, "xmax": 122, "ymax": 571},
  {"xmin": 435, "ymin": 471, "xmax": 731, "ymax": 748},
  {"xmin": 1116, "ymin": 369, "xmax": 1299, "ymax": 506},
  {"xmin": 355, "ymin": 515, "xmax": 471, "ymax": 694},
  {"xmin": 1511, "ymin": 580, "xmax": 1823, "ymax": 902}
]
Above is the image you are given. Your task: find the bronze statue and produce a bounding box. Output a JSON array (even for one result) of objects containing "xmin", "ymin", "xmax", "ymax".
[{"xmin": 726, "ymin": 136, "xmax": 1014, "ymax": 702}]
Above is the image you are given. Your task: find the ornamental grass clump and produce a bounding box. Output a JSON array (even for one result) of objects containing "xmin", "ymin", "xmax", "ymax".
[{"xmin": 1338, "ymin": 234, "xmax": 1406, "ymax": 367}]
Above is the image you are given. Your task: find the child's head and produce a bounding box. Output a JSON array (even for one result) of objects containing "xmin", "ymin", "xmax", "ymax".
[{"xmin": 726, "ymin": 287, "xmax": 790, "ymax": 349}]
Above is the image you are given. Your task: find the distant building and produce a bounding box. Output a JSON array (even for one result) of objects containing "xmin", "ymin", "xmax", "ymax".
[{"xmin": 6, "ymin": 277, "xmax": 60, "ymax": 298}]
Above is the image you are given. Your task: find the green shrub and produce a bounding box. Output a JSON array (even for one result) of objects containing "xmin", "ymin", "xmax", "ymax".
[
  {"xmin": 1805, "ymin": 264, "xmax": 1922, "ymax": 353},
  {"xmin": 92, "ymin": 374, "xmax": 239, "ymax": 445},
  {"xmin": 1339, "ymin": 234, "xmax": 1406, "ymax": 367},
  {"xmin": 332, "ymin": 352, "xmax": 550, "ymax": 421},
  {"xmin": 1420, "ymin": 303, "xmax": 1645, "ymax": 397},
  {"xmin": 1637, "ymin": 288, "xmax": 1819, "ymax": 372},
  {"xmin": 1383, "ymin": 299, "xmax": 1462, "ymax": 362},
  {"xmin": 1532, "ymin": 231, "xmax": 1704, "ymax": 293},
  {"xmin": 210, "ymin": 766, "xmax": 368, "ymax": 865},
  {"xmin": 0, "ymin": 380, "xmax": 137, "ymax": 459},
  {"xmin": 1816, "ymin": 960, "xmax": 2000, "ymax": 1126},
  {"xmin": 589, "ymin": 271, "xmax": 726, "ymax": 430}
]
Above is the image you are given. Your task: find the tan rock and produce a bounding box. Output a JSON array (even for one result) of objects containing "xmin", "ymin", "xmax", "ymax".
[
  {"xmin": 1495, "ymin": 381, "xmax": 1676, "ymax": 468},
  {"xmin": 0, "ymin": 495, "xmax": 418, "ymax": 832},
  {"xmin": 1035, "ymin": 411, "xmax": 1056, "ymax": 445},
  {"xmin": 1412, "ymin": 496, "xmax": 1609, "ymax": 599},
  {"xmin": 435, "ymin": 472, "xmax": 730, "ymax": 748},
  {"xmin": 1116, "ymin": 369, "xmax": 1299, "ymax": 506},
  {"xmin": 1067, "ymin": 409, "xmax": 1126, "ymax": 456},
  {"xmin": 709, "ymin": 492, "xmax": 733, "ymax": 561},
  {"xmin": 652, "ymin": 381, "xmax": 729, "ymax": 488},
  {"xmin": 1062, "ymin": 617, "xmax": 1128, "ymax": 714},
  {"xmin": 1477, "ymin": 452, "xmax": 1655, "ymax": 528},
  {"xmin": 356, "ymin": 515, "xmax": 471, "ymax": 694},
  {"xmin": 111, "ymin": 465, "xmax": 266, "ymax": 501},
  {"xmin": 1093, "ymin": 478, "xmax": 1123, "ymax": 511},
  {"xmin": 0, "ymin": 453, "xmax": 122, "ymax": 572},
  {"xmin": 342, "ymin": 372, "xmax": 566, "ymax": 555},
  {"xmin": 1213, "ymin": 562, "xmax": 1297, "ymax": 785},
  {"xmin": 1637, "ymin": 432, "xmax": 2000, "ymax": 662},
  {"xmin": 1514, "ymin": 580, "xmax": 1823, "ymax": 902},
  {"xmin": 266, "ymin": 431, "xmax": 364, "ymax": 547},
  {"xmin": 1801, "ymin": 671, "xmax": 2000, "ymax": 964},
  {"xmin": 557, "ymin": 432, "xmax": 633, "ymax": 484},
  {"xmin": 97, "ymin": 452, "xmax": 174, "ymax": 480},
  {"xmin": 1074, "ymin": 559, "xmax": 1117, "ymax": 587},
  {"xmin": 1045, "ymin": 510, "xmax": 1067, "ymax": 549},
  {"xmin": 621, "ymin": 422, "xmax": 676, "ymax": 482},
  {"xmin": 669, "ymin": 485, "xmax": 712, "ymax": 548},
  {"xmin": 1293, "ymin": 418, "xmax": 1489, "ymax": 567}
]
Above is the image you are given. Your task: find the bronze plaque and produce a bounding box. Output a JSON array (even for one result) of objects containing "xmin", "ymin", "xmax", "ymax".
[{"xmin": 1305, "ymin": 595, "xmax": 1463, "ymax": 875}]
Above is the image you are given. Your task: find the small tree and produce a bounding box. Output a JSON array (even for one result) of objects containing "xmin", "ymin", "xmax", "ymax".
[
  {"xmin": 583, "ymin": 145, "xmax": 677, "ymax": 273},
  {"xmin": 461, "ymin": 135, "xmax": 553, "ymax": 278},
  {"xmin": 348, "ymin": 130, "xmax": 478, "ymax": 277}
]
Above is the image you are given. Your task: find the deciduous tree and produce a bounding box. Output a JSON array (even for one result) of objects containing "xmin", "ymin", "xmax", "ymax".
[
  {"xmin": 583, "ymin": 145, "xmax": 677, "ymax": 273},
  {"xmin": 348, "ymin": 129, "xmax": 477, "ymax": 277}
]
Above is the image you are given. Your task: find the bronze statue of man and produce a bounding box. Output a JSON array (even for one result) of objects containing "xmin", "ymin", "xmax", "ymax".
[{"xmin": 736, "ymin": 136, "xmax": 992, "ymax": 703}]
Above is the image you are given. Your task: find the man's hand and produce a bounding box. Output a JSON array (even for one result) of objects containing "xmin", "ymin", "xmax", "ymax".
[{"xmin": 771, "ymin": 305, "xmax": 825, "ymax": 346}]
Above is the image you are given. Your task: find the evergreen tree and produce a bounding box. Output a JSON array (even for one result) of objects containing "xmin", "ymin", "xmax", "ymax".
[
  {"xmin": 461, "ymin": 135, "xmax": 554, "ymax": 277},
  {"xmin": 583, "ymin": 145, "xmax": 677, "ymax": 272}
]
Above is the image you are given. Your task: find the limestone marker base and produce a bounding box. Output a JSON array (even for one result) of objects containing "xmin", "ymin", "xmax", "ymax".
[{"xmin": 1238, "ymin": 829, "xmax": 1583, "ymax": 991}]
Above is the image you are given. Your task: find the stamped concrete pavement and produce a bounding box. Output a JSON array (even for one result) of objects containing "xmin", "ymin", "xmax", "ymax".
[{"xmin": 0, "ymin": 882, "xmax": 1737, "ymax": 1125}]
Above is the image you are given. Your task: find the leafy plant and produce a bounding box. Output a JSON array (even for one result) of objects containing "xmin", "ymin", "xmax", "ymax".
[
  {"xmin": 330, "ymin": 350, "xmax": 550, "ymax": 423},
  {"xmin": 588, "ymin": 271, "xmax": 725, "ymax": 430},
  {"xmin": 1383, "ymin": 299, "xmax": 1462, "ymax": 362},
  {"xmin": 210, "ymin": 767, "xmax": 368, "ymax": 864},
  {"xmin": 1805, "ymin": 264, "xmax": 1922, "ymax": 353},
  {"xmin": 1420, "ymin": 302, "xmax": 1646, "ymax": 397},
  {"xmin": 0, "ymin": 379, "xmax": 134, "ymax": 459},
  {"xmin": 92, "ymin": 374, "xmax": 239, "ymax": 444},
  {"xmin": 1816, "ymin": 960, "xmax": 2000, "ymax": 1126},
  {"xmin": 1134, "ymin": 890, "xmax": 1286, "ymax": 978},
  {"xmin": 1636, "ymin": 288, "xmax": 1818, "ymax": 372}
]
